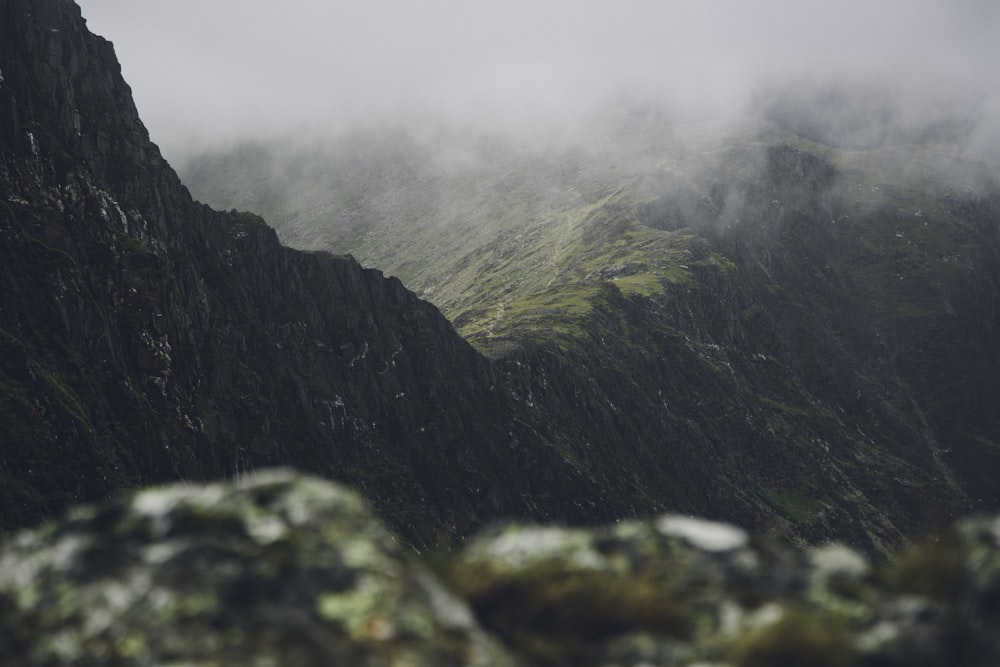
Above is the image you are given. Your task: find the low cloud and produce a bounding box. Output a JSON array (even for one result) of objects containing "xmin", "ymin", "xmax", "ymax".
[{"xmin": 77, "ymin": 0, "xmax": 1000, "ymax": 163}]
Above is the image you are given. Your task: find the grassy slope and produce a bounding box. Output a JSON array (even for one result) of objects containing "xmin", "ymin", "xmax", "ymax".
[{"xmin": 181, "ymin": 119, "xmax": 1000, "ymax": 553}]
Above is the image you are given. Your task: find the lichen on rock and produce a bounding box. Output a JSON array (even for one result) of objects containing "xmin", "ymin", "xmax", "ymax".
[
  {"xmin": 0, "ymin": 470, "xmax": 515, "ymax": 666},
  {"xmin": 4, "ymin": 472, "xmax": 1000, "ymax": 666}
]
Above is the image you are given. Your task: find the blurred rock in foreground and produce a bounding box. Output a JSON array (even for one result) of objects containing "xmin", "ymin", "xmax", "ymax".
[{"xmin": 2, "ymin": 470, "xmax": 1000, "ymax": 666}]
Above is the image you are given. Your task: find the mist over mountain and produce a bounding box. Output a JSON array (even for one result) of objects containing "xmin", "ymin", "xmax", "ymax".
[
  {"xmin": 170, "ymin": 2, "xmax": 1000, "ymax": 555},
  {"xmin": 2, "ymin": 0, "xmax": 643, "ymax": 547},
  {"xmin": 76, "ymin": 0, "xmax": 1000, "ymax": 166},
  {"xmin": 182, "ymin": 103, "xmax": 1000, "ymax": 553},
  {"xmin": 6, "ymin": 3, "xmax": 1000, "ymax": 663},
  {"xmin": 2, "ymin": 0, "xmax": 999, "ymax": 561}
]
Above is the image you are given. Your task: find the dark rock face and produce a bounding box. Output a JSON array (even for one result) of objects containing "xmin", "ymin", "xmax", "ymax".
[
  {"xmin": 464, "ymin": 141, "xmax": 1000, "ymax": 556},
  {"xmin": 0, "ymin": 0, "xmax": 611, "ymax": 545},
  {"xmin": 3, "ymin": 0, "xmax": 1000, "ymax": 561},
  {"xmin": 3, "ymin": 471, "xmax": 1000, "ymax": 666},
  {"xmin": 181, "ymin": 116, "xmax": 1000, "ymax": 554}
]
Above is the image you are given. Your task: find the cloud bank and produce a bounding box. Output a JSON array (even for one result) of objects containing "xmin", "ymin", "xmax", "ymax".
[{"xmin": 77, "ymin": 0, "xmax": 1000, "ymax": 161}]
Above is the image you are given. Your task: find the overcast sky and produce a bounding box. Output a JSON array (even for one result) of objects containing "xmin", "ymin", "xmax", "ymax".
[{"xmin": 76, "ymin": 0, "xmax": 1000, "ymax": 161}]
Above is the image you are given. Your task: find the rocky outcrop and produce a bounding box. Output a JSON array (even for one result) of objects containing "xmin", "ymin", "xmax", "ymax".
[
  {"xmin": 0, "ymin": 470, "xmax": 516, "ymax": 666},
  {"xmin": 0, "ymin": 0, "xmax": 614, "ymax": 545},
  {"xmin": 3, "ymin": 470, "xmax": 1000, "ymax": 666},
  {"xmin": 3, "ymin": 0, "xmax": 999, "ymax": 564}
]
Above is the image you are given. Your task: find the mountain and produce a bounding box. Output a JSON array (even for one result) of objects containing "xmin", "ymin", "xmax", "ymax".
[
  {"xmin": 184, "ymin": 114, "xmax": 1000, "ymax": 554},
  {"xmin": 3, "ymin": 0, "xmax": 1000, "ymax": 557},
  {"xmin": 0, "ymin": 0, "xmax": 623, "ymax": 547}
]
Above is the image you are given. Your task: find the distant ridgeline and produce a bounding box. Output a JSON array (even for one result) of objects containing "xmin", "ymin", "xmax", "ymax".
[
  {"xmin": 184, "ymin": 102, "xmax": 1000, "ymax": 550},
  {"xmin": 3, "ymin": 0, "xmax": 1000, "ymax": 559}
]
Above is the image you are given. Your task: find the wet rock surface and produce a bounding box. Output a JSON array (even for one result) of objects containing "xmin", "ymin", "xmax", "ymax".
[{"xmin": 3, "ymin": 471, "xmax": 1000, "ymax": 666}]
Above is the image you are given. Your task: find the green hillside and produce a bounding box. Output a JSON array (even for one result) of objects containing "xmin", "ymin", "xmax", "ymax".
[{"xmin": 182, "ymin": 118, "xmax": 1000, "ymax": 554}]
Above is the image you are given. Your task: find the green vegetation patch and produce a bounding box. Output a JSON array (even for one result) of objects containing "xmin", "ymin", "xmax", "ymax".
[
  {"xmin": 228, "ymin": 210, "xmax": 270, "ymax": 234},
  {"xmin": 759, "ymin": 480, "xmax": 826, "ymax": 524},
  {"xmin": 28, "ymin": 361, "xmax": 92, "ymax": 431},
  {"xmin": 461, "ymin": 284, "xmax": 602, "ymax": 350},
  {"xmin": 728, "ymin": 608, "xmax": 855, "ymax": 667},
  {"xmin": 0, "ymin": 329, "xmax": 91, "ymax": 434},
  {"xmin": 880, "ymin": 537, "xmax": 968, "ymax": 603},
  {"xmin": 454, "ymin": 555, "xmax": 695, "ymax": 666},
  {"xmin": 760, "ymin": 395, "xmax": 816, "ymax": 417}
]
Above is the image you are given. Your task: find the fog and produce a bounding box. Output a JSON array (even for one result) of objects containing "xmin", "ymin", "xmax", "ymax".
[{"xmin": 76, "ymin": 0, "xmax": 1000, "ymax": 164}]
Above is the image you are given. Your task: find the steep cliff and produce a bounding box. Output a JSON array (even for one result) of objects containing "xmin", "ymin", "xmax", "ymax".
[
  {"xmin": 4, "ymin": 0, "xmax": 1000, "ymax": 557},
  {"xmin": 186, "ymin": 120, "xmax": 1000, "ymax": 553},
  {"xmin": 0, "ymin": 0, "xmax": 616, "ymax": 545},
  {"xmin": 478, "ymin": 143, "xmax": 1000, "ymax": 554}
]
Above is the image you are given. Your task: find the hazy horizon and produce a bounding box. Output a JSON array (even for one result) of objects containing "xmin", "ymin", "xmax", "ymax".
[{"xmin": 76, "ymin": 1, "xmax": 1000, "ymax": 164}]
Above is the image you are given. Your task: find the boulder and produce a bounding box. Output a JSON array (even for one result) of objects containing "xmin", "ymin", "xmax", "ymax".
[
  {"xmin": 3, "ymin": 471, "xmax": 1000, "ymax": 666},
  {"xmin": 0, "ymin": 470, "xmax": 515, "ymax": 666}
]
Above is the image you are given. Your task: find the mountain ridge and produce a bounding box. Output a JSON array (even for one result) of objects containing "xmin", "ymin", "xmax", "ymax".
[
  {"xmin": 0, "ymin": 0, "xmax": 622, "ymax": 547},
  {"xmin": 2, "ymin": 0, "xmax": 999, "ymax": 557},
  {"xmin": 183, "ymin": 113, "xmax": 1000, "ymax": 554}
]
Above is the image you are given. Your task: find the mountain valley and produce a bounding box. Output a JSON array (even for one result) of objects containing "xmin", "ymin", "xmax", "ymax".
[
  {"xmin": 184, "ymin": 114, "xmax": 1000, "ymax": 554},
  {"xmin": 1, "ymin": 0, "xmax": 998, "ymax": 560}
]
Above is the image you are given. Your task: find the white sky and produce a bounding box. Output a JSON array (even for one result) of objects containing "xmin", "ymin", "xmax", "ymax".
[{"xmin": 76, "ymin": 0, "xmax": 1000, "ymax": 160}]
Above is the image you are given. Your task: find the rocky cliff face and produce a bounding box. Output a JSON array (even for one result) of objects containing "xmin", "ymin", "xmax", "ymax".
[
  {"xmin": 185, "ymin": 125, "xmax": 1000, "ymax": 554},
  {"xmin": 3, "ymin": 0, "xmax": 1000, "ymax": 558},
  {"xmin": 0, "ymin": 0, "xmax": 616, "ymax": 545},
  {"xmin": 486, "ymin": 143, "xmax": 1000, "ymax": 554},
  {"xmin": 4, "ymin": 471, "xmax": 1000, "ymax": 666}
]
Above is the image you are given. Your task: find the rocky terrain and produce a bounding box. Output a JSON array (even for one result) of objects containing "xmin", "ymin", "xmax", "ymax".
[
  {"xmin": 4, "ymin": 0, "xmax": 1000, "ymax": 662},
  {"xmin": 0, "ymin": 0, "xmax": 620, "ymax": 547},
  {"xmin": 3, "ymin": 469, "xmax": 1000, "ymax": 666},
  {"xmin": 185, "ymin": 108, "xmax": 1000, "ymax": 554},
  {"xmin": 3, "ymin": 0, "xmax": 1000, "ymax": 561}
]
